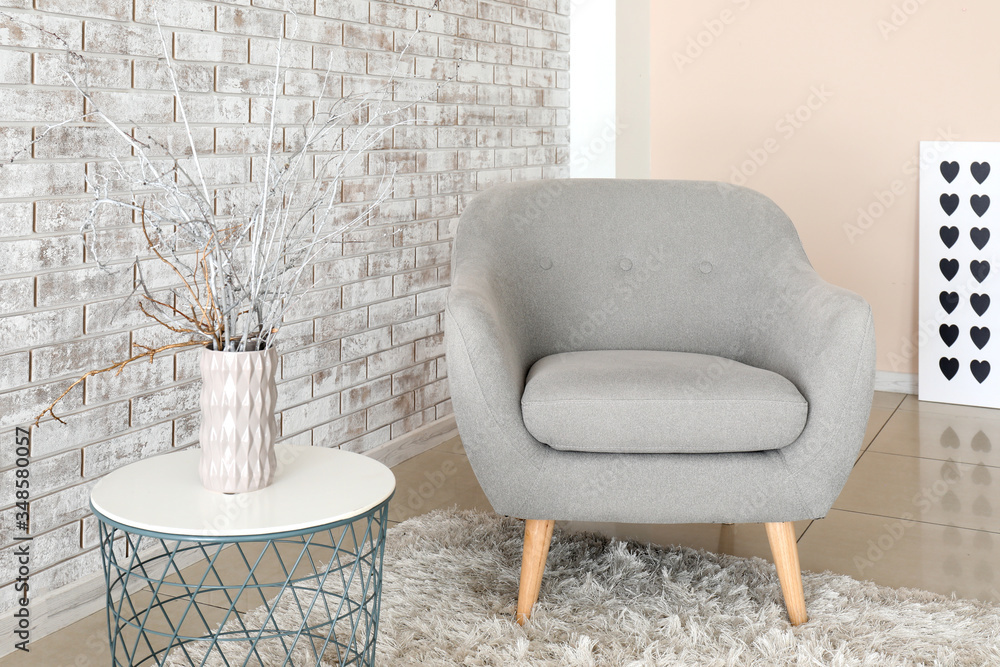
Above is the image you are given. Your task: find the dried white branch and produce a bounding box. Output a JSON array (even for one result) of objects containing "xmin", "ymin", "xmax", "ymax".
[{"xmin": 8, "ymin": 9, "xmax": 440, "ymax": 354}]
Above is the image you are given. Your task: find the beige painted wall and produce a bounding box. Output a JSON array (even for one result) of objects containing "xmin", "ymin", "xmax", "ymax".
[{"xmin": 649, "ymin": 1, "xmax": 1000, "ymax": 374}]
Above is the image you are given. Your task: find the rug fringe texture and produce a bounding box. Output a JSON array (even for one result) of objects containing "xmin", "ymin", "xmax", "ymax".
[{"xmin": 172, "ymin": 509, "xmax": 1000, "ymax": 666}]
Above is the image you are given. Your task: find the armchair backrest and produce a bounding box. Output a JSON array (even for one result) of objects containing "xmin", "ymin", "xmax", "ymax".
[{"xmin": 451, "ymin": 179, "xmax": 817, "ymax": 363}]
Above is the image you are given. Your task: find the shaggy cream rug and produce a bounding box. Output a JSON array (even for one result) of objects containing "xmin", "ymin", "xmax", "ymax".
[
  {"xmin": 379, "ymin": 510, "xmax": 1000, "ymax": 666},
  {"xmin": 171, "ymin": 509, "xmax": 1000, "ymax": 666}
]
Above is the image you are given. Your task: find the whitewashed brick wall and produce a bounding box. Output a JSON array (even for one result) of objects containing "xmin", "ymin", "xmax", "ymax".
[{"xmin": 0, "ymin": 0, "xmax": 568, "ymax": 619}]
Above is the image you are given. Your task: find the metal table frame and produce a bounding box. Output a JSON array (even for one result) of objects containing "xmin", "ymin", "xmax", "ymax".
[{"xmin": 93, "ymin": 494, "xmax": 392, "ymax": 667}]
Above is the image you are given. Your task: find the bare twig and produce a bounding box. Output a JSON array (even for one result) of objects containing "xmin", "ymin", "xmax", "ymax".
[{"xmin": 35, "ymin": 341, "xmax": 205, "ymax": 426}]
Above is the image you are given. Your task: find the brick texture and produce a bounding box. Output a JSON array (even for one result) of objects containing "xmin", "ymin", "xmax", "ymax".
[{"xmin": 0, "ymin": 0, "xmax": 568, "ymax": 616}]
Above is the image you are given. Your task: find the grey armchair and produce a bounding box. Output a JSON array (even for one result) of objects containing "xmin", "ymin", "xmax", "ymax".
[{"xmin": 445, "ymin": 179, "xmax": 876, "ymax": 626}]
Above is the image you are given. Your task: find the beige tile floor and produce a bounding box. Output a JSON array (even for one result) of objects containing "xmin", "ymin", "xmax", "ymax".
[{"xmin": 6, "ymin": 390, "xmax": 1000, "ymax": 665}]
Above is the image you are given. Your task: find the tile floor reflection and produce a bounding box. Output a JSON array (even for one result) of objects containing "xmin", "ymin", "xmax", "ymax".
[{"xmin": 8, "ymin": 390, "xmax": 1000, "ymax": 665}]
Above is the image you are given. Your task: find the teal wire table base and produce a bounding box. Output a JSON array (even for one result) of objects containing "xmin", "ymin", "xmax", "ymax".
[{"xmin": 94, "ymin": 499, "xmax": 390, "ymax": 667}]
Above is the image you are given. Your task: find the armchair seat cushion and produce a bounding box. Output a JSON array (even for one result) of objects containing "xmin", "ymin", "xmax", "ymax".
[{"xmin": 521, "ymin": 350, "xmax": 808, "ymax": 454}]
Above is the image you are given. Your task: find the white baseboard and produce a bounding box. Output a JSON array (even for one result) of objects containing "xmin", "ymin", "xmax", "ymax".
[
  {"xmin": 0, "ymin": 414, "xmax": 459, "ymax": 659},
  {"xmin": 875, "ymin": 370, "xmax": 917, "ymax": 395}
]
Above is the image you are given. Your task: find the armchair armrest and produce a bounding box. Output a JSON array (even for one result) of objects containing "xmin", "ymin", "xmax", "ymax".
[
  {"xmin": 746, "ymin": 269, "xmax": 876, "ymax": 514},
  {"xmin": 445, "ymin": 266, "xmax": 548, "ymax": 473}
]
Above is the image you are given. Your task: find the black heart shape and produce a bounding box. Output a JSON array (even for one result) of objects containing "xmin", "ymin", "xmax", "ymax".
[
  {"xmin": 940, "ymin": 324, "xmax": 959, "ymax": 347},
  {"xmin": 940, "ymin": 226, "xmax": 960, "ymax": 248},
  {"xmin": 940, "ymin": 426, "xmax": 960, "ymax": 449},
  {"xmin": 941, "ymin": 161, "xmax": 960, "ymax": 183},
  {"xmin": 973, "ymin": 463, "xmax": 993, "ymax": 485},
  {"xmin": 972, "ymin": 359, "xmax": 991, "ymax": 383},
  {"xmin": 940, "ymin": 258, "xmax": 959, "ymax": 280},
  {"xmin": 940, "ymin": 193, "xmax": 960, "ymax": 216},
  {"xmin": 972, "ymin": 326, "xmax": 991, "ymax": 350},
  {"xmin": 972, "ymin": 430, "xmax": 992, "ymax": 452},
  {"xmin": 972, "ymin": 194, "xmax": 991, "ymax": 217},
  {"xmin": 940, "ymin": 291, "xmax": 960, "ymax": 314},
  {"xmin": 972, "ymin": 161, "xmax": 991, "ymax": 184},
  {"xmin": 971, "ymin": 227, "xmax": 991, "ymax": 250},
  {"xmin": 940, "ymin": 357, "xmax": 960, "ymax": 380},
  {"xmin": 971, "ymin": 293, "xmax": 991, "ymax": 316},
  {"xmin": 941, "ymin": 491, "xmax": 961, "ymax": 513},
  {"xmin": 972, "ymin": 260, "xmax": 991, "ymax": 283}
]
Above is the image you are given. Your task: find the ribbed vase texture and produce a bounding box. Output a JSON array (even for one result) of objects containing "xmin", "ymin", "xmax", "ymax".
[{"xmin": 198, "ymin": 347, "xmax": 278, "ymax": 494}]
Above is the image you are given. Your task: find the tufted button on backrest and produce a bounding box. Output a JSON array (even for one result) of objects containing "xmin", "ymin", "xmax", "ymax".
[{"xmin": 453, "ymin": 178, "xmax": 812, "ymax": 360}]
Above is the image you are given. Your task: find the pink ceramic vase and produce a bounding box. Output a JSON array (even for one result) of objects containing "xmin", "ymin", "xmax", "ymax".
[{"xmin": 198, "ymin": 346, "xmax": 278, "ymax": 494}]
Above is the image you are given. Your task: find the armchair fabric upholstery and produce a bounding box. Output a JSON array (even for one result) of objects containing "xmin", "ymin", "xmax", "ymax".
[
  {"xmin": 521, "ymin": 350, "xmax": 809, "ymax": 454},
  {"xmin": 445, "ymin": 179, "xmax": 876, "ymax": 527}
]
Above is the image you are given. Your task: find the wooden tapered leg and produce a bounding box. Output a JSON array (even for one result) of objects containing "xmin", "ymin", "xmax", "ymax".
[
  {"xmin": 765, "ymin": 521, "xmax": 808, "ymax": 626},
  {"xmin": 516, "ymin": 519, "xmax": 555, "ymax": 625}
]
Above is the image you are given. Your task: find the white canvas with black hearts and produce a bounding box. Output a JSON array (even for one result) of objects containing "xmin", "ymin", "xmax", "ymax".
[{"xmin": 919, "ymin": 141, "xmax": 999, "ymax": 408}]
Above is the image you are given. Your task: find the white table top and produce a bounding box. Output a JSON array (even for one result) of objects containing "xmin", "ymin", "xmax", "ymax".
[{"xmin": 90, "ymin": 445, "xmax": 396, "ymax": 538}]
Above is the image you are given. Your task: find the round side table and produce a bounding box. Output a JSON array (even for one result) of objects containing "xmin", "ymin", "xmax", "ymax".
[{"xmin": 90, "ymin": 444, "xmax": 395, "ymax": 667}]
